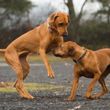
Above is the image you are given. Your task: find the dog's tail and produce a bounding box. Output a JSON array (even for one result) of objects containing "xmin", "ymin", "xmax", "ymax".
[{"xmin": 0, "ymin": 49, "xmax": 6, "ymax": 54}]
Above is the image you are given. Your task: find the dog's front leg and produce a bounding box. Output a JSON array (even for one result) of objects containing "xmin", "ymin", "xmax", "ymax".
[
  {"xmin": 39, "ymin": 48, "xmax": 55, "ymax": 78},
  {"xmin": 85, "ymin": 73, "xmax": 100, "ymax": 99},
  {"xmin": 68, "ymin": 76, "xmax": 79, "ymax": 101},
  {"xmin": 68, "ymin": 67, "xmax": 80, "ymax": 101}
]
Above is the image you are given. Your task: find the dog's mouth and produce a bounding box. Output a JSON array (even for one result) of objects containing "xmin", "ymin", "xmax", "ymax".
[
  {"xmin": 63, "ymin": 34, "xmax": 68, "ymax": 38},
  {"xmin": 53, "ymin": 51, "xmax": 63, "ymax": 57},
  {"xmin": 54, "ymin": 53, "xmax": 63, "ymax": 57},
  {"xmin": 57, "ymin": 30, "xmax": 68, "ymax": 36},
  {"xmin": 54, "ymin": 53, "xmax": 67, "ymax": 58},
  {"xmin": 61, "ymin": 32, "xmax": 68, "ymax": 36},
  {"xmin": 53, "ymin": 49, "xmax": 67, "ymax": 58}
]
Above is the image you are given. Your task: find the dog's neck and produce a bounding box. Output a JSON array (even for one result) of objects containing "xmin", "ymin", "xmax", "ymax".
[
  {"xmin": 73, "ymin": 47, "xmax": 87, "ymax": 64},
  {"xmin": 47, "ymin": 22, "xmax": 59, "ymax": 36}
]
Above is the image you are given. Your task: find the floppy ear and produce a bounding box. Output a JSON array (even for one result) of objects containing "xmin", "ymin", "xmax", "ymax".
[
  {"xmin": 48, "ymin": 12, "xmax": 59, "ymax": 30},
  {"xmin": 68, "ymin": 47, "xmax": 74, "ymax": 56},
  {"xmin": 49, "ymin": 12, "xmax": 58, "ymax": 24}
]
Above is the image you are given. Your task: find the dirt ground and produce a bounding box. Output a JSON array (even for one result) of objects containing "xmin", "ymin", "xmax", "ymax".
[{"xmin": 0, "ymin": 61, "xmax": 110, "ymax": 110}]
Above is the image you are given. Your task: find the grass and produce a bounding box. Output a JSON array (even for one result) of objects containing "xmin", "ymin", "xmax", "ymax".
[
  {"xmin": 0, "ymin": 54, "xmax": 71, "ymax": 63},
  {"xmin": 0, "ymin": 55, "xmax": 71, "ymax": 93},
  {"xmin": 28, "ymin": 55, "xmax": 71, "ymax": 63},
  {"xmin": 0, "ymin": 82, "xmax": 65, "ymax": 93}
]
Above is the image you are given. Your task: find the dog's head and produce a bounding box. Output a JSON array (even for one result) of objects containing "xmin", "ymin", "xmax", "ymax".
[
  {"xmin": 53, "ymin": 41, "xmax": 78, "ymax": 58},
  {"xmin": 48, "ymin": 11, "xmax": 69, "ymax": 36}
]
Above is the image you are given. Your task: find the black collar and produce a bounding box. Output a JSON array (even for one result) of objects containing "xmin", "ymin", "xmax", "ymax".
[{"xmin": 73, "ymin": 47, "xmax": 87, "ymax": 64}]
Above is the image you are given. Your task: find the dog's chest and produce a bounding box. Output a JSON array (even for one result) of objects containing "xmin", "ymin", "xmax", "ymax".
[
  {"xmin": 77, "ymin": 64, "xmax": 94, "ymax": 78},
  {"xmin": 80, "ymin": 70, "xmax": 94, "ymax": 78},
  {"xmin": 46, "ymin": 37, "xmax": 60, "ymax": 53}
]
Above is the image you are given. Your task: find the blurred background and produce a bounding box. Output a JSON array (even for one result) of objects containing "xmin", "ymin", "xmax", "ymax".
[{"xmin": 0, "ymin": 0, "xmax": 110, "ymax": 49}]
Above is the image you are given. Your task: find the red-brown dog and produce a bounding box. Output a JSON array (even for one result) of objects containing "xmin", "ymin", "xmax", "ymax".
[
  {"xmin": 0, "ymin": 12, "xmax": 69, "ymax": 99},
  {"xmin": 54, "ymin": 41, "xmax": 109, "ymax": 101}
]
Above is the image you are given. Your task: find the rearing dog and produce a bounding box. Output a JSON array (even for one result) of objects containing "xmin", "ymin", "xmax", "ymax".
[
  {"xmin": 0, "ymin": 12, "xmax": 69, "ymax": 99},
  {"xmin": 54, "ymin": 41, "xmax": 109, "ymax": 101}
]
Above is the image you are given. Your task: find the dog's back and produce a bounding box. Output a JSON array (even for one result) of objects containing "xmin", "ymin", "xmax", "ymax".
[
  {"xmin": 95, "ymin": 48, "xmax": 110, "ymax": 60},
  {"xmin": 95, "ymin": 48, "xmax": 110, "ymax": 73}
]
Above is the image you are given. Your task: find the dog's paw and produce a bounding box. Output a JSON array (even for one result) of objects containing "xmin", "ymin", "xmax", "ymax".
[
  {"xmin": 85, "ymin": 93, "xmax": 94, "ymax": 100},
  {"xmin": 92, "ymin": 94, "xmax": 101, "ymax": 99},
  {"xmin": 85, "ymin": 95, "xmax": 95, "ymax": 100},
  {"xmin": 48, "ymin": 71, "xmax": 55, "ymax": 78},
  {"xmin": 21, "ymin": 94, "xmax": 34, "ymax": 100},
  {"xmin": 67, "ymin": 96, "xmax": 75, "ymax": 101}
]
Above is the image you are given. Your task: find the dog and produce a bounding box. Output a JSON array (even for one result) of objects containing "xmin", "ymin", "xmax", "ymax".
[
  {"xmin": 0, "ymin": 12, "xmax": 69, "ymax": 99},
  {"xmin": 54, "ymin": 41, "xmax": 110, "ymax": 101}
]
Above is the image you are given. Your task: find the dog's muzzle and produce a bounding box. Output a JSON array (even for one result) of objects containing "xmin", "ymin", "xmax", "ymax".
[
  {"xmin": 53, "ymin": 50, "xmax": 63, "ymax": 57},
  {"xmin": 62, "ymin": 31, "xmax": 68, "ymax": 35},
  {"xmin": 54, "ymin": 53, "xmax": 63, "ymax": 57},
  {"xmin": 63, "ymin": 34, "xmax": 69, "ymax": 38}
]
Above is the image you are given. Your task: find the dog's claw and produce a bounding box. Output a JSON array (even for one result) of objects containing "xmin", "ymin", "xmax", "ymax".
[
  {"xmin": 48, "ymin": 75, "xmax": 55, "ymax": 79},
  {"xmin": 48, "ymin": 71, "xmax": 55, "ymax": 78}
]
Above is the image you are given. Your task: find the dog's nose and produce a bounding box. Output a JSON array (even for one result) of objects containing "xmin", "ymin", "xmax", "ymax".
[
  {"xmin": 63, "ymin": 31, "xmax": 68, "ymax": 35},
  {"xmin": 63, "ymin": 34, "xmax": 68, "ymax": 38}
]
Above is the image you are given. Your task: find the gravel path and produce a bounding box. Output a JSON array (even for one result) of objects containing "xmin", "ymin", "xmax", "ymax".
[{"xmin": 0, "ymin": 61, "xmax": 110, "ymax": 110}]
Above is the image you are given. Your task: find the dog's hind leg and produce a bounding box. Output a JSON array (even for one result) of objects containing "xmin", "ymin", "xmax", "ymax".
[
  {"xmin": 19, "ymin": 52, "xmax": 34, "ymax": 99},
  {"xmin": 14, "ymin": 52, "xmax": 30, "ymax": 87},
  {"xmin": 92, "ymin": 67, "xmax": 110, "ymax": 99},
  {"xmin": 92, "ymin": 78, "xmax": 109, "ymax": 99},
  {"xmin": 5, "ymin": 49, "xmax": 33, "ymax": 99},
  {"xmin": 19, "ymin": 52, "xmax": 30, "ymax": 80}
]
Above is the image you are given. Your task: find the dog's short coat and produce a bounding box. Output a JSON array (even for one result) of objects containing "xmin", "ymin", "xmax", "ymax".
[
  {"xmin": 54, "ymin": 41, "xmax": 110, "ymax": 101},
  {"xmin": 0, "ymin": 12, "xmax": 69, "ymax": 99}
]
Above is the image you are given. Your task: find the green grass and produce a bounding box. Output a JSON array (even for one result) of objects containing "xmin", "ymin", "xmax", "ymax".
[
  {"xmin": 0, "ymin": 82, "xmax": 65, "ymax": 93},
  {"xmin": 0, "ymin": 54, "xmax": 71, "ymax": 62},
  {"xmin": 28, "ymin": 55, "xmax": 71, "ymax": 63}
]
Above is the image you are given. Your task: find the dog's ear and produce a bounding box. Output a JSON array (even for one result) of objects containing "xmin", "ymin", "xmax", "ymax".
[
  {"xmin": 48, "ymin": 12, "xmax": 59, "ymax": 30},
  {"xmin": 49, "ymin": 12, "xmax": 59, "ymax": 24},
  {"xmin": 68, "ymin": 47, "xmax": 74, "ymax": 56}
]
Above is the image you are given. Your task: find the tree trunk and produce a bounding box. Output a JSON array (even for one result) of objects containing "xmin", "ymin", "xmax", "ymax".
[
  {"xmin": 107, "ymin": 7, "xmax": 110, "ymax": 24},
  {"xmin": 66, "ymin": 0, "xmax": 76, "ymax": 41},
  {"xmin": 64, "ymin": 0, "xmax": 88, "ymax": 42}
]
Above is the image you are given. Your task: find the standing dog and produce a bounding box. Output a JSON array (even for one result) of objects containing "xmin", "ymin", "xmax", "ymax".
[
  {"xmin": 0, "ymin": 12, "xmax": 69, "ymax": 99},
  {"xmin": 54, "ymin": 41, "xmax": 109, "ymax": 101}
]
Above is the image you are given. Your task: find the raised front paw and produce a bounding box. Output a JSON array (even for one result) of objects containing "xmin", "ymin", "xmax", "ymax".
[{"xmin": 48, "ymin": 70, "xmax": 55, "ymax": 78}]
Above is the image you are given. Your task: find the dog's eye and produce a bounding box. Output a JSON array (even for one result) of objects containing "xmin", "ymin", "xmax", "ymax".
[{"xmin": 58, "ymin": 23, "xmax": 64, "ymax": 27}]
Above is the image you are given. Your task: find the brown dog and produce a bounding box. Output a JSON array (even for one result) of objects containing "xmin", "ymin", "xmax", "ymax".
[
  {"xmin": 54, "ymin": 41, "xmax": 109, "ymax": 101},
  {"xmin": 0, "ymin": 12, "xmax": 69, "ymax": 99}
]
